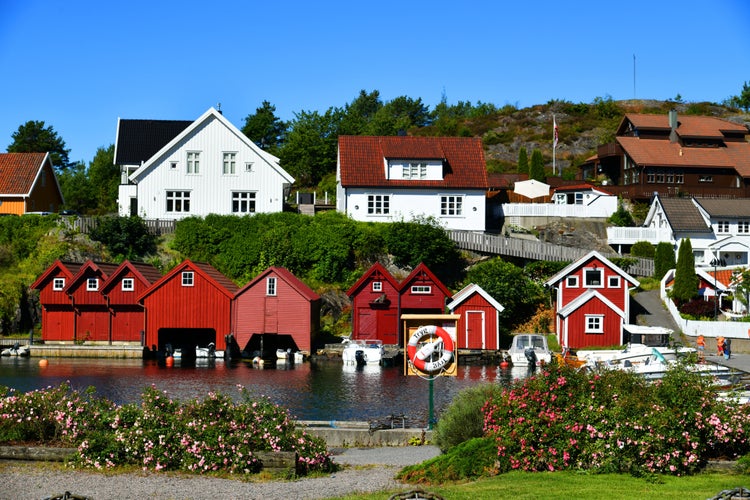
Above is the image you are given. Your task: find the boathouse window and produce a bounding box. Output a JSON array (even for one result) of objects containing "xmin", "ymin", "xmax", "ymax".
[
  {"xmin": 53, "ymin": 278, "xmax": 65, "ymax": 291},
  {"xmin": 585, "ymin": 315, "xmax": 604, "ymax": 333},
  {"xmin": 166, "ymin": 191, "xmax": 190, "ymax": 213},
  {"xmin": 266, "ymin": 277, "xmax": 277, "ymax": 296},
  {"xmin": 372, "ymin": 281, "xmax": 382, "ymax": 292},
  {"xmin": 232, "ymin": 192, "xmax": 256, "ymax": 213},
  {"xmin": 186, "ymin": 151, "xmax": 200, "ymax": 174},
  {"xmin": 440, "ymin": 195, "xmax": 463, "ymax": 216},
  {"xmin": 566, "ymin": 276, "xmax": 579, "ymax": 288},
  {"xmin": 411, "ymin": 285, "xmax": 431, "ymax": 294},
  {"xmin": 367, "ymin": 194, "xmax": 390, "ymax": 215},
  {"xmin": 181, "ymin": 272, "xmax": 194, "ymax": 287},
  {"xmin": 222, "ymin": 152, "xmax": 237, "ymax": 175},
  {"xmin": 87, "ymin": 278, "xmax": 98, "ymax": 291},
  {"xmin": 584, "ymin": 268, "xmax": 603, "ymax": 288},
  {"xmin": 717, "ymin": 220, "xmax": 730, "ymax": 233},
  {"xmin": 608, "ymin": 276, "xmax": 621, "ymax": 288},
  {"xmin": 121, "ymin": 278, "xmax": 134, "ymax": 292}
]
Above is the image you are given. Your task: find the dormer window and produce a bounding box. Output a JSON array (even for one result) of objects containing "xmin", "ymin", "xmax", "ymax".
[
  {"xmin": 402, "ymin": 163, "xmax": 427, "ymax": 179},
  {"xmin": 584, "ymin": 268, "xmax": 603, "ymax": 288},
  {"xmin": 122, "ymin": 278, "xmax": 134, "ymax": 292},
  {"xmin": 182, "ymin": 271, "xmax": 194, "ymax": 287}
]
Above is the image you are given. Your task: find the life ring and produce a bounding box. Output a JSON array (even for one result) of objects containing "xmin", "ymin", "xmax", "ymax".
[{"xmin": 407, "ymin": 325, "xmax": 455, "ymax": 374}]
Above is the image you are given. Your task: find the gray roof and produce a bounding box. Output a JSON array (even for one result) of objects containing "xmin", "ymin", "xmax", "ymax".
[
  {"xmin": 659, "ymin": 197, "xmax": 711, "ymax": 232},
  {"xmin": 694, "ymin": 198, "xmax": 750, "ymax": 218},
  {"xmin": 115, "ymin": 119, "xmax": 192, "ymax": 165}
]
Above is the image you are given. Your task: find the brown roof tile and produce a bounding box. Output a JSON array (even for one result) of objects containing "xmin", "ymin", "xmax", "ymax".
[
  {"xmin": 659, "ymin": 197, "xmax": 711, "ymax": 232},
  {"xmin": 339, "ymin": 136, "xmax": 488, "ymax": 189},
  {"xmin": 694, "ymin": 198, "xmax": 750, "ymax": 218},
  {"xmin": 617, "ymin": 137, "xmax": 750, "ymax": 175},
  {"xmin": 0, "ymin": 152, "xmax": 48, "ymax": 195},
  {"xmin": 623, "ymin": 114, "xmax": 748, "ymax": 138}
]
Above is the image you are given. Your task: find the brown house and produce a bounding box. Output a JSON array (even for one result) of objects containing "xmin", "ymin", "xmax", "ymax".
[
  {"xmin": 582, "ymin": 111, "xmax": 750, "ymax": 201},
  {"xmin": 0, "ymin": 152, "xmax": 64, "ymax": 214}
]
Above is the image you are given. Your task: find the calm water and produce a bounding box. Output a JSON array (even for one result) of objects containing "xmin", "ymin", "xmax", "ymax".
[{"xmin": 0, "ymin": 357, "xmax": 529, "ymax": 426}]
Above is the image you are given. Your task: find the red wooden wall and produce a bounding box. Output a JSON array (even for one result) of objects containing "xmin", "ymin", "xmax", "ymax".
[
  {"xmin": 453, "ymin": 293, "xmax": 500, "ymax": 350},
  {"xmin": 347, "ymin": 263, "xmax": 400, "ymax": 344}
]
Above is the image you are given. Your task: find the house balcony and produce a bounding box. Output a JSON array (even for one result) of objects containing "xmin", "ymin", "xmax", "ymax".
[{"xmin": 607, "ymin": 226, "xmax": 674, "ymax": 246}]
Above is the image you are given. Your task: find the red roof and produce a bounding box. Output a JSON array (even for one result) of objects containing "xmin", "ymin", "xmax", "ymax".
[
  {"xmin": 235, "ymin": 266, "xmax": 320, "ymax": 300},
  {"xmin": 138, "ymin": 260, "xmax": 238, "ymax": 302},
  {"xmin": 621, "ymin": 114, "xmax": 748, "ymax": 138},
  {"xmin": 31, "ymin": 260, "xmax": 83, "ymax": 289},
  {"xmin": 338, "ymin": 136, "xmax": 488, "ymax": 189},
  {"xmin": 101, "ymin": 260, "xmax": 162, "ymax": 293},
  {"xmin": 0, "ymin": 152, "xmax": 50, "ymax": 195},
  {"xmin": 346, "ymin": 262, "xmax": 401, "ymax": 297}
]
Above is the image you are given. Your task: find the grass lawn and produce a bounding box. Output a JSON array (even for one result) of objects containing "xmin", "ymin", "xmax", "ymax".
[{"xmin": 332, "ymin": 470, "xmax": 748, "ymax": 499}]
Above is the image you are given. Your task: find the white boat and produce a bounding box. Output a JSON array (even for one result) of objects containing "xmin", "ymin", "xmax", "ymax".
[
  {"xmin": 577, "ymin": 343, "xmax": 693, "ymax": 368},
  {"xmin": 508, "ymin": 334, "xmax": 552, "ymax": 367},
  {"xmin": 294, "ymin": 351, "xmax": 304, "ymax": 364},
  {"xmin": 596, "ymin": 348, "xmax": 732, "ymax": 383},
  {"xmin": 342, "ymin": 339, "xmax": 384, "ymax": 366},
  {"xmin": 196, "ymin": 343, "xmax": 223, "ymax": 359},
  {"xmin": 0, "ymin": 343, "xmax": 30, "ymax": 357}
]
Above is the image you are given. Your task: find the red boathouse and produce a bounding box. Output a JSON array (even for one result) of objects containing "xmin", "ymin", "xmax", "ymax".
[
  {"xmin": 101, "ymin": 261, "xmax": 162, "ymax": 343},
  {"xmin": 31, "ymin": 260, "xmax": 83, "ymax": 342}
]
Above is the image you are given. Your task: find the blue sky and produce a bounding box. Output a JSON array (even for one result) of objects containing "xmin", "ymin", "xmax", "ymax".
[{"xmin": 1, "ymin": 0, "xmax": 749, "ymax": 164}]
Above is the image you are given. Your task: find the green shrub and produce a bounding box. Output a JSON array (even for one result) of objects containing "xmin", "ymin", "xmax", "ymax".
[
  {"xmin": 397, "ymin": 437, "xmax": 499, "ymax": 484},
  {"xmin": 433, "ymin": 383, "xmax": 505, "ymax": 452},
  {"xmin": 630, "ymin": 241, "xmax": 655, "ymax": 258}
]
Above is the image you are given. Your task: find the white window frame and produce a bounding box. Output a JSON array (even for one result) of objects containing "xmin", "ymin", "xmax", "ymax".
[
  {"xmin": 739, "ymin": 220, "xmax": 750, "ymax": 234},
  {"xmin": 166, "ymin": 191, "xmax": 191, "ymax": 213},
  {"xmin": 87, "ymin": 277, "xmax": 98, "ymax": 291},
  {"xmin": 223, "ymin": 152, "xmax": 237, "ymax": 175},
  {"xmin": 53, "ymin": 278, "xmax": 65, "ymax": 291},
  {"xmin": 266, "ymin": 277, "xmax": 277, "ymax": 296},
  {"xmin": 411, "ymin": 285, "xmax": 431, "ymax": 294},
  {"xmin": 608, "ymin": 276, "xmax": 621, "ymax": 288},
  {"xmin": 232, "ymin": 192, "xmax": 256, "ymax": 214},
  {"xmin": 372, "ymin": 282, "xmax": 382, "ymax": 292},
  {"xmin": 716, "ymin": 220, "xmax": 730, "ymax": 233},
  {"xmin": 245, "ymin": 162, "xmax": 254, "ymax": 172},
  {"xmin": 367, "ymin": 194, "xmax": 390, "ymax": 215},
  {"xmin": 584, "ymin": 268, "xmax": 604, "ymax": 288},
  {"xmin": 121, "ymin": 278, "xmax": 135, "ymax": 292},
  {"xmin": 566, "ymin": 276, "xmax": 579, "ymax": 288},
  {"xmin": 182, "ymin": 271, "xmax": 194, "ymax": 287},
  {"xmin": 585, "ymin": 315, "xmax": 604, "ymax": 333},
  {"xmin": 402, "ymin": 162, "xmax": 427, "ymax": 179},
  {"xmin": 440, "ymin": 195, "xmax": 463, "ymax": 216},
  {"xmin": 186, "ymin": 151, "xmax": 200, "ymax": 174}
]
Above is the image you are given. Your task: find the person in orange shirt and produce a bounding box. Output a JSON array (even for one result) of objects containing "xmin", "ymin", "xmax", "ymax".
[
  {"xmin": 717, "ymin": 336, "xmax": 725, "ymax": 356},
  {"xmin": 697, "ymin": 335, "xmax": 705, "ymax": 362}
]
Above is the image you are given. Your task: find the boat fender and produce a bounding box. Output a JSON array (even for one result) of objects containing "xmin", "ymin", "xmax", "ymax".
[{"xmin": 407, "ymin": 325, "xmax": 455, "ymax": 374}]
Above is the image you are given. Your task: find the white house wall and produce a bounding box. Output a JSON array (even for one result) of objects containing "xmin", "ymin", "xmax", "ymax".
[
  {"xmin": 343, "ymin": 188, "xmax": 486, "ymax": 230},
  {"xmin": 122, "ymin": 116, "xmax": 290, "ymax": 220}
]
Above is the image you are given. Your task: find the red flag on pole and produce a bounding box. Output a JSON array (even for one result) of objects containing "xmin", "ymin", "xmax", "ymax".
[{"xmin": 553, "ymin": 116, "xmax": 559, "ymax": 148}]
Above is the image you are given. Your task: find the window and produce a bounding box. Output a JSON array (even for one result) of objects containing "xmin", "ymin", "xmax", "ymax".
[
  {"xmin": 693, "ymin": 250, "xmax": 705, "ymax": 264},
  {"xmin": 675, "ymin": 172, "xmax": 684, "ymax": 184},
  {"xmin": 87, "ymin": 278, "xmax": 98, "ymax": 291},
  {"xmin": 739, "ymin": 221, "xmax": 750, "ymax": 234},
  {"xmin": 245, "ymin": 162, "xmax": 254, "ymax": 172},
  {"xmin": 575, "ymin": 193, "xmax": 583, "ymax": 205},
  {"xmin": 223, "ymin": 152, "xmax": 236, "ymax": 174},
  {"xmin": 372, "ymin": 282, "xmax": 382, "ymax": 292},
  {"xmin": 170, "ymin": 161, "xmax": 178, "ymax": 170},
  {"xmin": 367, "ymin": 194, "xmax": 390, "ymax": 215},
  {"xmin": 232, "ymin": 192, "xmax": 256, "ymax": 213},
  {"xmin": 402, "ymin": 163, "xmax": 427, "ymax": 179},
  {"xmin": 608, "ymin": 276, "xmax": 621, "ymax": 288},
  {"xmin": 566, "ymin": 276, "xmax": 579, "ymax": 288},
  {"xmin": 186, "ymin": 152, "xmax": 200, "ymax": 174},
  {"xmin": 699, "ymin": 175, "xmax": 713, "ymax": 183},
  {"xmin": 122, "ymin": 278, "xmax": 134, "ymax": 292},
  {"xmin": 266, "ymin": 277, "xmax": 277, "ymax": 296},
  {"xmin": 585, "ymin": 315, "xmax": 604, "ymax": 333},
  {"xmin": 441, "ymin": 195, "xmax": 463, "ymax": 216},
  {"xmin": 717, "ymin": 220, "xmax": 730, "ymax": 233},
  {"xmin": 53, "ymin": 278, "xmax": 65, "ymax": 291},
  {"xmin": 166, "ymin": 191, "xmax": 191, "ymax": 212},
  {"xmin": 182, "ymin": 271, "xmax": 194, "ymax": 287},
  {"xmin": 411, "ymin": 285, "xmax": 431, "ymax": 294},
  {"xmin": 584, "ymin": 268, "xmax": 603, "ymax": 287},
  {"xmin": 646, "ymin": 170, "xmax": 656, "ymax": 183}
]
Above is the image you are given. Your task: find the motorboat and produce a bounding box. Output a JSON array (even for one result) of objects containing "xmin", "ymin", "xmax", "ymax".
[
  {"xmin": 196, "ymin": 343, "xmax": 223, "ymax": 359},
  {"xmin": 507, "ymin": 334, "xmax": 552, "ymax": 367},
  {"xmin": 595, "ymin": 348, "xmax": 732, "ymax": 384},
  {"xmin": 0, "ymin": 342, "xmax": 30, "ymax": 357},
  {"xmin": 342, "ymin": 339, "xmax": 384, "ymax": 366},
  {"xmin": 577, "ymin": 343, "xmax": 692, "ymax": 368}
]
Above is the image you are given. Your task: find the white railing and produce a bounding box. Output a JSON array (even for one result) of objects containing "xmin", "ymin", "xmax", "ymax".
[
  {"xmin": 607, "ymin": 227, "xmax": 674, "ymax": 245},
  {"xmin": 502, "ymin": 203, "xmax": 614, "ymax": 218}
]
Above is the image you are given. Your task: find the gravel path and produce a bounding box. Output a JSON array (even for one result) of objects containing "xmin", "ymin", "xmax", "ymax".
[{"xmin": 0, "ymin": 446, "xmax": 441, "ymax": 500}]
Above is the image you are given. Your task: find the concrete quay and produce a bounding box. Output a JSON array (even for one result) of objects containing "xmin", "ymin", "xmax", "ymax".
[
  {"xmin": 297, "ymin": 420, "xmax": 433, "ymax": 447},
  {"xmin": 30, "ymin": 344, "xmax": 144, "ymax": 358}
]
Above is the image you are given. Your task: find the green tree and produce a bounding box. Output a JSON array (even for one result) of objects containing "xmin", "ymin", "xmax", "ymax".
[
  {"xmin": 7, "ymin": 120, "xmax": 71, "ymax": 169},
  {"xmin": 672, "ymin": 238, "xmax": 698, "ymax": 304},
  {"xmin": 279, "ymin": 108, "xmax": 343, "ymax": 186},
  {"xmin": 57, "ymin": 161, "xmax": 95, "ymax": 213},
  {"xmin": 529, "ymin": 149, "xmax": 545, "ymax": 182},
  {"xmin": 630, "ymin": 241, "xmax": 655, "ymax": 258},
  {"xmin": 517, "ymin": 147, "xmax": 528, "ymax": 175},
  {"xmin": 733, "ymin": 81, "xmax": 750, "ymax": 112},
  {"xmin": 241, "ymin": 101, "xmax": 287, "ymax": 154},
  {"xmin": 730, "ymin": 268, "xmax": 750, "ymax": 314},
  {"xmin": 609, "ymin": 200, "xmax": 635, "ymax": 227},
  {"xmin": 654, "ymin": 242, "xmax": 676, "ymax": 280},
  {"xmin": 339, "ymin": 90, "xmax": 383, "ymax": 136},
  {"xmin": 89, "ymin": 216, "xmax": 157, "ymax": 261},
  {"xmin": 368, "ymin": 96, "xmax": 431, "ymax": 135},
  {"xmin": 87, "ymin": 145, "xmax": 118, "ymax": 214}
]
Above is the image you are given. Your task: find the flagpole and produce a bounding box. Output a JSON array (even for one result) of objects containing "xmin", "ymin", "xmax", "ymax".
[{"xmin": 552, "ymin": 114, "xmax": 557, "ymax": 176}]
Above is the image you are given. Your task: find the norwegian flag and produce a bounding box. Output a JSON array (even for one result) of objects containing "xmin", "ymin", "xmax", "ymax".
[{"xmin": 553, "ymin": 116, "xmax": 559, "ymax": 148}]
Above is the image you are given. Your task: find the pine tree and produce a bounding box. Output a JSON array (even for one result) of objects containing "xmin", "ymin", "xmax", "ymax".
[
  {"xmin": 654, "ymin": 242, "xmax": 676, "ymax": 280},
  {"xmin": 529, "ymin": 150, "xmax": 545, "ymax": 182},
  {"xmin": 672, "ymin": 238, "xmax": 698, "ymax": 304},
  {"xmin": 517, "ymin": 147, "xmax": 528, "ymax": 174}
]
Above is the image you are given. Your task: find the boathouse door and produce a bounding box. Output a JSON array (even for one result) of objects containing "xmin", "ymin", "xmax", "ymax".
[{"xmin": 465, "ymin": 310, "xmax": 485, "ymax": 350}]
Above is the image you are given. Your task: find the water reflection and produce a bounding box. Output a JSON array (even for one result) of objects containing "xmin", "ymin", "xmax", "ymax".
[{"xmin": 0, "ymin": 357, "xmax": 527, "ymax": 427}]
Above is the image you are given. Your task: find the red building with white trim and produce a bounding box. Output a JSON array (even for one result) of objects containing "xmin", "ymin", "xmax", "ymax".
[
  {"xmin": 65, "ymin": 261, "xmax": 120, "ymax": 343},
  {"xmin": 346, "ymin": 262, "xmax": 401, "ymax": 344},
  {"xmin": 31, "ymin": 260, "xmax": 82, "ymax": 342},
  {"xmin": 447, "ymin": 283, "xmax": 504, "ymax": 350},
  {"xmin": 101, "ymin": 261, "xmax": 162, "ymax": 343}
]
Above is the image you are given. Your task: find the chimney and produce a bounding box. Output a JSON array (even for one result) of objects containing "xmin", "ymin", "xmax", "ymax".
[{"xmin": 668, "ymin": 109, "xmax": 678, "ymax": 143}]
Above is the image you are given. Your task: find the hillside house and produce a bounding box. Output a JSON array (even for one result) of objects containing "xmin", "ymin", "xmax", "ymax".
[
  {"xmin": 232, "ymin": 267, "xmax": 320, "ymax": 355},
  {"xmin": 582, "ymin": 111, "xmax": 750, "ymax": 201},
  {"xmin": 100, "ymin": 261, "xmax": 162, "ymax": 343},
  {"xmin": 336, "ymin": 135, "xmax": 489, "ymax": 230},
  {"xmin": 545, "ymin": 251, "xmax": 640, "ymax": 349},
  {"xmin": 31, "ymin": 261, "xmax": 82, "ymax": 342},
  {"xmin": 447, "ymin": 283, "xmax": 504, "ymax": 350},
  {"xmin": 116, "ymin": 107, "xmax": 294, "ymax": 219},
  {"xmin": 346, "ymin": 262, "xmax": 401, "ymax": 345},
  {"xmin": 138, "ymin": 260, "xmax": 238, "ymax": 354},
  {"xmin": 0, "ymin": 152, "xmax": 64, "ymax": 214}
]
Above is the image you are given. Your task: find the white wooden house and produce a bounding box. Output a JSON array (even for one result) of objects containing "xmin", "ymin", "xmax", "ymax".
[
  {"xmin": 116, "ymin": 108, "xmax": 294, "ymax": 219},
  {"xmin": 336, "ymin": 135, "xmax": 489, "ymax": 231}
]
